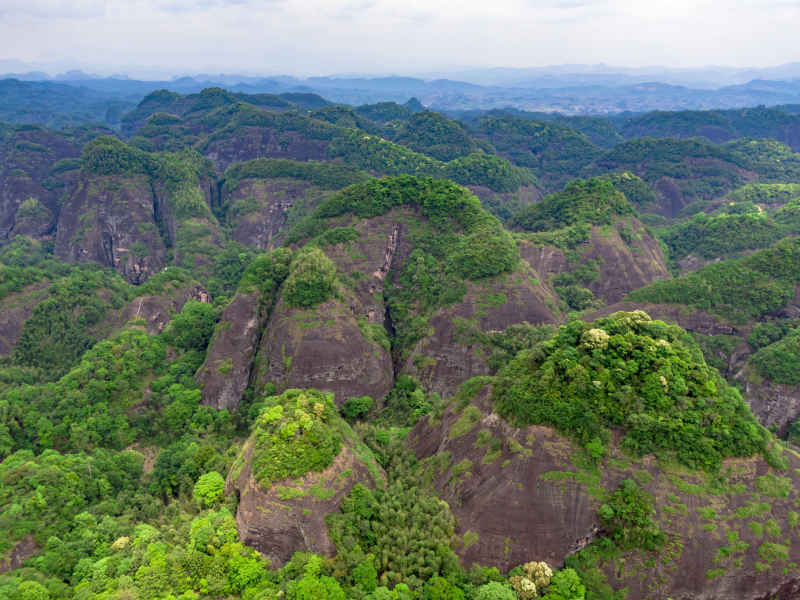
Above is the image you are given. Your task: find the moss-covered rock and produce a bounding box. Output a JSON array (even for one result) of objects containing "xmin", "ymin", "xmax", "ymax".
[
  {"xmin": 197, "ymin": 250, "xmax": 292, "ymax": 411},
  {"xmin": 407, "ymin": 314, "xmax": 800, "ymax": 600},
  {"xmin": 54, "ymin": 173, "xmax": 168, "ymax": 284},
  {"xmin": 226, "ymin": 389, "xmax": 382, "ymax": 566}
]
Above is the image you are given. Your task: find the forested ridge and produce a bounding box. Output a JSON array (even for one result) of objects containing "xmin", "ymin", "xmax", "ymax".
[{"xmin": 4, "ymin": 85, "xmax": 800, "ymax": 600}]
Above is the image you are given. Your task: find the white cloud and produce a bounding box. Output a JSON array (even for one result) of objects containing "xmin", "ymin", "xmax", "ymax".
[
  {"xmin": 0, "ymin": 0, "xmax": 797, "ymax": 75},
  {"xmin": 0, "ymin": 0, "xmax": 105, "ymax": 19}
]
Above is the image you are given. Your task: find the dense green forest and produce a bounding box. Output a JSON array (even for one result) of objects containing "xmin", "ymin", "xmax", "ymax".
[{"xmin": 4, "ymin": 83, "xmax": 800, "ymax": 600}]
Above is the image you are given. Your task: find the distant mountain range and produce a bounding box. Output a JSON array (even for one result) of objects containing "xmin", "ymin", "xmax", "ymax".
[{"xmin": 4, "ymin": 63, "xmax": 800, "ymax": 126}]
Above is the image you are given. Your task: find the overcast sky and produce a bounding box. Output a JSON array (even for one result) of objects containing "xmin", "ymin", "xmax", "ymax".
[{"xmin": 1, "ymin": 0, "xmax": 799, "ymax": 77}]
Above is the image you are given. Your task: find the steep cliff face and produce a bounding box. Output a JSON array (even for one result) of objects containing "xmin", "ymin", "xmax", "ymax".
[
  {"xmin": 223, "ymin": 178, "xmax": 333, "ymax": 250},
  {"xmin": 408, "ymin": 385, "xmax": 600, "ymax": 571},
  {"xmin": 196, "ymin": 292, "xmax": 265, "ymax": 411},
  {"xmin": 400, "ymin": 261, "xmax": 559, "ymax": 398},
  {"xmin": 225, "ymin": 389, "xmax": 382, "ymax": 567},
  {"xmin": 54, "ymin": 174, "xmax": 167, "ymax": 284},
  {"xmin": 229, "ymin": 442, "xmax": 378, "ymax": 567},
  {"xmin": 205, "ymin": 128, "xmax": 330, "ymax": 171},
  {"xmin": 520, "ymin": 216, "xmax": 670, "ymax": 305},
  {"xmin": 249, "ymin": 213, "xmax": 406, "ymax": 405},
  {"xmin": 408, "ymin": 383, "xmax": 800, "ymax": 600},
  {"xmin": 588, "ymin": 301, "xmax": 739, "ymax": 336},
  {"xmin": 252, "ymin": 293, "xmax": 394, "ymax": 407},
  {"xmin": 738, "ymin": 370, "xmax": 800, "ymax": 437},
  {"xmin": 0, "ymin": 126, "xmax": 82, "ymax": 242},
  {"xmin": 49, "ymin": 137, "xmax": 223, "ymax": 284},
  {"xmin": 0, "ymin": 535, "xmax": 38, "ymax": 575},
  {"xmin": 117, "ymin": 283, "xmax": 210, "ymax": 335}
]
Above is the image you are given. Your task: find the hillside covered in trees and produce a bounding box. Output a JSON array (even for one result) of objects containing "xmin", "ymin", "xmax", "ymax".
[{"xmin": 4, "ymin": 83, "xmax": 800, "ymax": 600}]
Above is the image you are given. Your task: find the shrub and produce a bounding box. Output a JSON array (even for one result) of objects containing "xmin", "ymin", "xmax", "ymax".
[
  {"xmin": 493, "ymin": 311, "xmax": 769, "ymax": 469},
  {"xmin": 193, "ymin": 471, "xmax": 226, "ymax": 506},
  {"xmin": 248, "ymin": 389, "xmax": 343, "ymax": 489},
  {"xmin": 748, "ymin": 327, "xmax": 800, "ymax": 385},
  {"xmin": 543, "ymin": 569, "xmax": 586, "ymax": 600},
  {"xmin": 341, "ymin": 396, "xmax": 374, "ymax": 421},
  {"xmin": 283, "ymin": 247, "xmax": 337, "ymax": 308},
  {"xmin": 598, "ymin": 480, "xmax": 664, "ymax": 551},
  {"xmin": 163, "ymin": 300, "xmax": 219, "ymax": 352},
  {"xmin": 473, "ymin": 581, "xmax": 516, "ymax": 600},
  {"xmin": 421, "ymin": 576, "xmax": 465, "ymax": 600}
]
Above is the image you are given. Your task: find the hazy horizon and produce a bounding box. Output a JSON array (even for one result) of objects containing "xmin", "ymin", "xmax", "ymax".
[
  {"xmin": 3, "ymin": 60, "xmax": 800, "ymax": 89},
  {"xmin": 2, "ymin": 0, "xmax": 799, "ymax": 79}
]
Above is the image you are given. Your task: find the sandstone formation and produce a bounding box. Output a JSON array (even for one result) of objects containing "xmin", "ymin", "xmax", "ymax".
[
  {"xmin": 520, "ymin": 216, "xmax": 670, "ymax": 304},
  {"xmin": 0, "ymin": 282, "xmax": 49, "ymax": 356},
  {"xmin": 197, "ymin": 292, "xmax": 265, "ymax": 411},
  {"xmin": 223, "ymin": 178, "xmax": 333, "ymax": 250},
  {"xmin": 54, "ymin": 174, "xmax": 167, "ymax": 284},
  {"xmin": 119, "ymin": 284, "xmax": 211, "ymax": 335},
  {"xmin": 408, "ymin": 383, "xmax": 800, "ymax": 600},
  {"xmin": 227, "ymin": 443, "xmax": 378, "ymax": 567},
  {"xmin": 252, "ymin": 292, "xmax": 394, "ymax": 407},
  {"xmin": 400, "ymin": 261, "xmax": 559, "ymax": 397},
  {"xmin": 226, "ymin": 389, "xmax": 382, "ymax": 567}
]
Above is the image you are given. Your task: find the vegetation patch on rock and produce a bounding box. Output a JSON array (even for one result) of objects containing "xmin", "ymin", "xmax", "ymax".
[
  {"xmin": 249, "ymin": 389, "xmax": 346, "ymax": 490},
  {"xmin": 493, "ymin": 311, "xmax": 771, "ymax": 469}
]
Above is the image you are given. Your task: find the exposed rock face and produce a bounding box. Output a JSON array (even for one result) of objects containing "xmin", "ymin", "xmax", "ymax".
[
  {"xmin": 588, "ymin": 301, "xmax": 739, "ymax": 336},
  {"xmin": 401, "ymin": 262, "xmax": 560, "ymax": 398},
  {"xmin": 0, "ymin": 127, "xmax": 81, "ymax": 242},
  {"xmin": 581, "ymin": 222, "xmax": 670, "ymax": 303},
  {"xmin": 223, "ymin": 178, "xmax": 332, "ymax": 249},
  {"xmin": 737, "ymin": 366, "xmax": 800, "ymax": 437},
  {"xmin": 775, "ymin": 283, "xmax": 800, "ymax": 320},
  {"xmin": 252, "ymin": 294, "xmax": 394, "ymax": 406},
  {"xmin": 151, "ymin": 178, "xmax": 222, "ymax": 275},
  {"xmin": 117, "ymin": 284, "xmax": 211, "ymax": 335},
  {"xmin": 520, "ymin": 217, "xmax": 670, "ymax": 304},
  {"xmin": 519, "ymin": 244, "xmax": 569, "ymax": 279},
  {"xmin": 205, "ymin": 129, "xmax": 329, "ymax": 171},
  {"xmin": 677, "ymin": 254, "xmax": 722, "ymax": 275},
  {"xmin": 197, "ymin": 292, "xmax": 265, "ymax": 411},
  {"xmin": 9, "ymin": 199, "xmax": 54, "ymax": 239},
  {"xmin": 408, "ymin": 384, "xmax": 800, "ymax": 600},
  {"xmin": 226, "ymin": 436, "xmax": 379, "ymax": 567},
  {"xmin": 647, "ymin": 161, "xmax": 756, "ymax": 218},
  {"xmin": 54, "ymin": 174, "xmax": 166, "ymax": 284},
  {"xmin": 408, "ymin": 385, "xmax": 601, "ymax": 572},
  {"xmin": 250, "ymin": 213, "xmax": 407, "ymax": 404},
  {"xmin": 0, "ymin": 535, "xmax": 38, "ymax": 574}
]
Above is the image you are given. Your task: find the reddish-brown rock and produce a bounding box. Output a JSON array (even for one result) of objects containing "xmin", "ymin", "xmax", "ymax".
[
  {"xmin": 54, "ymin": 174, "xmax": 167, "ymax": 284},
  {"xmin": 223, "ymin": 178, "xmax": 333, "ymax": 250},
  {"xmin": 520, "ymin": 217, "xmax": 670, "ymax": 304},
  {"xmin": 408, "ymin": 383, "xmax": 800, "ymax": 600},
  {"xmin": 226, "ymin": 425, "xmax": 381, "ymax": 567},
  {"xmin": 400, "ymin": 261, "xmax": 560, "ymax": 397},
  {"xmin": 197, "ymin": 292, "xmax": 265, "ymax": 411}
]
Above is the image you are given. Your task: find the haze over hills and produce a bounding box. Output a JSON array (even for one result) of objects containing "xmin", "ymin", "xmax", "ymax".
[
  {"xmin": 6, "ymin": 58, "xmax": 800, "ymax": 600},
  {"xmin": 5, "ymin": 61, "xmax": 800, "ymax": 118}
]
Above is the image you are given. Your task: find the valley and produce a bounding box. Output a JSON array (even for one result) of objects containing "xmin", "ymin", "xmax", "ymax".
[{"xmin": 2, "ymin": 81, "xmax": 800, "ymax": 600}]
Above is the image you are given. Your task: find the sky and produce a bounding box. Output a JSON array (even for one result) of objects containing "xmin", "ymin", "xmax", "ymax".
[{"xmin": 1, "ymin": 0, "xmax": 799, "ymax": 77}]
